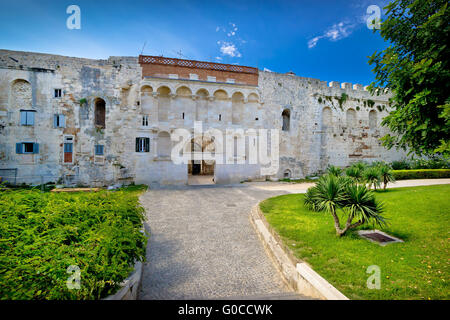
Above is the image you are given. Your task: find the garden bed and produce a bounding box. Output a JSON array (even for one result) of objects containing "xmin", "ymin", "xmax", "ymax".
[
  {"xmin": 259, "ymin": 185, "xmax": 450, "ymax": 300},
  {"xmin": 0, "ymin": 185, "xmax": 148, "ymax": 300}
]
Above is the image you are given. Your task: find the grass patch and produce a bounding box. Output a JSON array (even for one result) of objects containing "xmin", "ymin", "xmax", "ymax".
[
  {"xmin": 0, "ymin": 185, "xmax": 148, "ymax": 300},
  {"xmin": 260, "ymin": 185, "xmax": 450, "ymax": 300}
]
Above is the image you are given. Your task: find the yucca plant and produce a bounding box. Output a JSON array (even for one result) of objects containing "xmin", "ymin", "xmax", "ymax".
[
  {"xmin": 341, "ymin": 183, "xmax": 386, "ymax": 235},
  {"xmin": 345, "ymin": 166, "xmax": 363, "ymax": 183},
  {"xmin": 379, "ymin": 164, "xmax": 395, "ymax": 190},
  {"xmin": 363, "ymin": 167, "xmax": 382, "ymax": 190},
  {"xmin": 352, "ymin": 161, "xmax": 367, "ymax": 171},
  {"xmin": 326, "ymin": 165, "xmax": 343, "ymax": 177},
  {"xmin": 304, "ymin": 174, "xmax": 386, "ymax": 236},
  {"xmin": 304, "ymin": 174, "xmax": 347, "ymax": 235}
]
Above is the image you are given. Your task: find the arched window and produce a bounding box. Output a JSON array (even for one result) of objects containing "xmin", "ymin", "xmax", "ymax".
[
  {"xmin": 94, "ymin": 98, "xmax": 106, "ymax": 128},
  {"xmin": 157, "ymin": 131, "xmax": 171, "ymax": 157},
  {"xmin": 157, "ymin": 86, "xmax": 171, "ymax": 122},
  {"xmin": 282, "ymin": 109, "xmax": 290, "ymax": 131},
  {"xmin": 283, "ymin": 169, "xmax": 292, "ymax": 179},
  {"xmin": 232, "ymin": 92, "xmax": 244, "ymax": 125},
  {"xmin": 11, "ymin": 79, "xmax": 32, "ymax": 109},
  {"xmin": 369, "ymin": 110, "xmax": 377, "ymax": 129},
  {"xmin": 346, "ymin": 108, "xmax": 356, "ymax": 127},
  {"xmin": 322, "ymin": 107, "xmax": 332, "ymax": 128}
]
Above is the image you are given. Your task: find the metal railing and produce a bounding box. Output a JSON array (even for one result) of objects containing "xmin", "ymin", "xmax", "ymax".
[{"xmin": 139, "ymin": 55, "xmax": 258, "ymax": 75}]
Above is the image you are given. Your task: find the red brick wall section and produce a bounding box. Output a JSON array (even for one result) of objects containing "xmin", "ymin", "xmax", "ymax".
[{"xmin": 139, "ymin": 55, "xmax": 258, "ymax": 86}]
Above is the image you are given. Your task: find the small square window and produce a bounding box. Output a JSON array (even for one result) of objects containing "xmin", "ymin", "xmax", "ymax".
[
  {"xmin": 207, "ymin": 76, "xmax": 216, "ymax": 82},
  {"xmin": 168, "ymin": 74, "xmax": 178, "ymax": 79},
  {"xmin": 226, "ymin": 78, "xmax": 235, "ymax": 84},
  {"xmin": 142, "ymin": 115, "xmax": 149, "ymax": 126},
  {"xmin": 95, "ymin": 145, "xmax": 104, "ymax": 155},
  {"xmin": 54, "ymin": 89, "xmax": 62, "ymax": 98},
  {"xmin": 189, "ymin": 74, "xmax": 199, "ymax": 80},
  {"xmin": 23, "ymin": 143, "xmax": 34, "ymax": 153},
  {"xmin": 136, "ymin": 137, "xmax": 150, "ymax": 153}
]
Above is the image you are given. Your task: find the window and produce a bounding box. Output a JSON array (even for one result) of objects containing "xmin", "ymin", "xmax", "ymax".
[
  {"xmin": 16, "ymin": 142, "xmax": 39, "ymax": 154},
  {"xmin": 94, "ymin": 98, "xmax": 106, "ymax": 128},
  {"xmin": 207, "ymin": 76, "xmax": 216, "ymax": 82},
  {"xmin": 282, "ymin": 109, "xmax": 290, "ymax": 131},
  {"xmin": 20, "ymin": 110, "xmax": 35, "ymax": 126},
  {"xmin": 54, "ymin": 114, "xmax": 65, "ymax": 128},
  {"xmin": 226, "ymin": 78, "xmax": 235, "ymax": 84},
  {"xmin": 142, "ymin": 115, "xmax": 149, "ymax": 126},
  {"xmin": 136, "ymin": 137, "xmax": 150, "ymax": 153},
  {"xmin": 54, "ymin": 89, "xmax": 62, "ymax": 98},
  {"xmin": 95, "ymin": 145, "xmax": 104, "ymax": 155},
  {"xmin": 168, "ymin": 74, "xmax": 178, "ymax": 79},
  {"xmin": 189, "ymin": 74, "xmax": 199, "ymax": 80}
]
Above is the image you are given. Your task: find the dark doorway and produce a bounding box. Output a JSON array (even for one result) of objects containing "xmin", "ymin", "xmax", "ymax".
[{"xmin": 192, "ymin": 163, "xmax": 201, "ymax": 175}]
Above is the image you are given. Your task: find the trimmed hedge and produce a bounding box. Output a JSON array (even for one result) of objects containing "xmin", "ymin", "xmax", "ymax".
[
  {"xmin": 392, "ymin": 169, "xmax": 450, "ymax": 180},
  {"xmin": 0, "ymin": 187, "xmax": 147, "ymax": 300}
]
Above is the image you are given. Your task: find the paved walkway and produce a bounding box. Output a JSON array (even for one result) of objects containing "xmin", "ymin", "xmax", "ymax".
[
  {"xmin": 139, "ymin": 179, "xmax": 450, "ymax": 300},
  {"xmin": 139, "ymin": 184, "xmax": 296, "ymax": 299},
  {"xmin": 246, "ymin": 178, "xmax": 450, "ymax": 193}
]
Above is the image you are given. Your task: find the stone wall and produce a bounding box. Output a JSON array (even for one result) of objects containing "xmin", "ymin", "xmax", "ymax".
[{"xmin": 0, "ymin": 49, "xmax": 406, "ymax": 186}]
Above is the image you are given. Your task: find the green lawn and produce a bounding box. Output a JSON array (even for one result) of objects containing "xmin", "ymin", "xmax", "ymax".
[
  {"xmin": 260, "ymin": 184, "xmax": 450, "ymax": 300},
  {"xmin": 0, "ymin": 185, "xmax": 148, "ymax": 300}
]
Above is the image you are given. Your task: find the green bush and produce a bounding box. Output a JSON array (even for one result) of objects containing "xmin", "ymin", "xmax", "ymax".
[
  {"xmin": 392, "ymin": 169, "xmax": 450, "ymax": 180},
  {"xmin": 391, "ymin": 158, "xmax": 449, "ymax": 170},
  {"xmin": 0, "ymin": 188, "xmax": 147, "ymax": 300},
  {"xmin": 391, "ymin": 159, "xmax": 411, "ymax": 170}
]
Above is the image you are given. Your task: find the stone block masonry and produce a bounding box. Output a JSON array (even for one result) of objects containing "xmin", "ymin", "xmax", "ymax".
[{"xmin": 0, "ymin": 49, "xmax": 406, "ymax": 186}]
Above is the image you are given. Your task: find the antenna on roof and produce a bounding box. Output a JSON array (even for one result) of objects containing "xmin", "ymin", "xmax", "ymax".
[
  {"xmin": 173, "ymin": 49, "xmax": 189, "ymax": 59},
  {"xmin": 140, "ymin": 41, "xmax": 147, "ymax": 55}
]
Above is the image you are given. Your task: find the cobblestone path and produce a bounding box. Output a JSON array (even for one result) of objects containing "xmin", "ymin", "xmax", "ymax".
[{"xmin": 138, "ymin": 184, "xmax": 301, "ymax": 300}]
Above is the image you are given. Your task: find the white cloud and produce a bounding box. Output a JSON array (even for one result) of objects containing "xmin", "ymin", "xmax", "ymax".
[
  {"xmin": 218, "ymin": 41, "xmax": 241, "ymax": 58},
  {"xmin": 307, "ymin": 21, "xmax": 355, "ymax": 48},
  {"xmin": 215, "ymin": 23, "xmax": 244, "ymax": 58},
  {"xmin": 215, "ymin": 56, "xmax": 223, "ymax": 61}
]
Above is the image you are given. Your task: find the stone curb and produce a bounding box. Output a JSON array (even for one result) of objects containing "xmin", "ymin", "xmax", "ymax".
[
  {"xmin": 250, "ymin": 204, "xmax": 349, "ymax": 300},
  {"xmin": 104, "ymin": 228, "xmax": 147, "ymax": 300}
]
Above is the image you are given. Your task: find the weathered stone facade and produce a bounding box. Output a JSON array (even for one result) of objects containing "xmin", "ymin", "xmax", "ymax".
[{"xmin": 0, "ymin": 49, "xmax": 406, "ymax": 187}]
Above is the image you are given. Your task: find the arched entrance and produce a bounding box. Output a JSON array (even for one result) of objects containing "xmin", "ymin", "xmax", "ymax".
[{"xmin": 187, "ymin": 136, "xmax": 215, "ymax": 185}]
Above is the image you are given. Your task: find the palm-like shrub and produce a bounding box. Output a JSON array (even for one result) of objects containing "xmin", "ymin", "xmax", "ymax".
[
  {"xmin": 345, "ymin": 166, "xmax": 363, "ymax": 182},
  {"xmin": 304, "ymin": 174, "xmax": 385, "ymax": 236},
  {"xmin": 343, "ymin": 184, "xmax": 386, "ymax": 231},
  {"xmin": 326, "ymin": 165, "xmax": 343, "ymax": 177},
  {"xmin": 379, "ymin": 164, "xmax": 395, "ymax": 190},
  {"xmin": 363, "ymin": 167, "xmax": 382, "ymax": 190},
  {"xmin": 353, "ymin": 161, "xmax": 367, "ymax": 171}
]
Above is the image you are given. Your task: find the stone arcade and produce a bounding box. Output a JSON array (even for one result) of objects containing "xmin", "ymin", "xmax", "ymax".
[{"xmin": 0, "ymin": 49, "xmax": 406, "ymax": 187}]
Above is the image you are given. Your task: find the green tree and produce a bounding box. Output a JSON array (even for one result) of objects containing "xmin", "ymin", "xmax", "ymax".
[{"xmin": 368, "ymin": 0, "xmax": 450, "ymax": 156}]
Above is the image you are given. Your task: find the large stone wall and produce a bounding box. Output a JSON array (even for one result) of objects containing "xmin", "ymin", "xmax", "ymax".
[{"xmin": 0, "ymin": 49, "xmax": 406, "ymax": 186}]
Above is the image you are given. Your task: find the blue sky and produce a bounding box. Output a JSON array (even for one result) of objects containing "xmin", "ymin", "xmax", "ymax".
[{"xmin": 0, "ymin": 0, "xmax": 390, "ymax": 85}]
